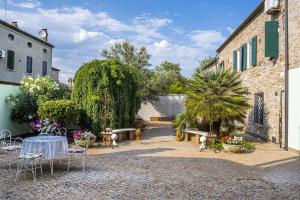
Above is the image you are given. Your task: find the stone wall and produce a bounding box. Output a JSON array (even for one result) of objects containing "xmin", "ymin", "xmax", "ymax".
[
  {"xmin": 217, "ymin": 1, "xmax": 287, "ymax": 143},
  {"xmin": 288, "ymin": 0, "xmax": 300, "ymax": 70}
]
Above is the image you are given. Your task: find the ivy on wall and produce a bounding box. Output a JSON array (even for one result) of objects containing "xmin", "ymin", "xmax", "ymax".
[{"xmin": 72, "ymin": 59, "xmax": 140, "ymax": 133}]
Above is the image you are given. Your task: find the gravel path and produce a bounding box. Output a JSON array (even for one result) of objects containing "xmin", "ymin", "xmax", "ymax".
[{"xmin": 0, "ymin": 122, "xmax": 299, "ymax": 200}]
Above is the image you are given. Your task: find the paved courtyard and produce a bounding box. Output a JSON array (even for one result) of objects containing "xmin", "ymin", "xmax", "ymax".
[{"xmin": 1, "ymin": 123, "xmax": 300, "ymax": 200}]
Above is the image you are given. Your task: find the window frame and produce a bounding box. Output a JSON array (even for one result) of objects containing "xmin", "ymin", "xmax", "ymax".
[{"xmin": 254, "ymin": 92, "xmax": 264, "ymax": 125}]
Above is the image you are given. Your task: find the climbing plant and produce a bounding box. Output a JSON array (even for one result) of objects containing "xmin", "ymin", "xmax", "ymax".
[{"xmin": 71, "ymin": 59, "xmax": 140, "ymax": 133}]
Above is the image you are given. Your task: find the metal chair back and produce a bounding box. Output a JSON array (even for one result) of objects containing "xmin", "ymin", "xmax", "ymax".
[{"xmin": 0, "ymin": 129, "xmax": 12, "ymax": 146}]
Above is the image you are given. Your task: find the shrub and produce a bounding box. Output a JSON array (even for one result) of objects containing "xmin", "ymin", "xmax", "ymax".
[
  {"xmin": 186, "ymin": 69, "xmax": 250, "ymax": 134},
  {"xmin": 7, "ymin": 76, "xmax": 64, "ymax": 123},
  {"xmin": 72, "ymin": 59, "xmax": 140, "ymax": 133},
  {"xmin": 37, "ymin": 100, "xmax": 79, "ymax": 128}
]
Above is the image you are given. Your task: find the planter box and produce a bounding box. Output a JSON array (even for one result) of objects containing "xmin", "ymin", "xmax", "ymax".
[
  {"xmin": 75, "ymin": 138, "xmax": 96, "ymax": 148},
  {"xmin": 223, "ymin": 144, "xmax": 244, "ymax": 153}
]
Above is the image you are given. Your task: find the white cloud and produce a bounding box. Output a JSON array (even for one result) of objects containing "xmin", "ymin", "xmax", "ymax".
[
  {"xmin": 1, "ymin": 3, "xmax": 225, "ymax": 82},
  {"xmin": 189, "ymin": 30, "xmax": 225, "ymax": 49},
  {"xmin": 8, "ymin": 0, "xmax": 41, "ymax": 9},
  {"xmin": 73, "ymin": 29, "xmax": 102, "ymax": 43},
  {"xmin": 154, "ymin": 40, "xmax": 169, "ymax": 49}
]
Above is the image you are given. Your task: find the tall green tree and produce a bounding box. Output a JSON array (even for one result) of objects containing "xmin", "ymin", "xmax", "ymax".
[
  {"xmin": 194, "ymin": 56, "xmax": 215, "ymax": 75},
  {"xmin": 152, "ymin": 61, "xmax": 187, "ymax": 95},
  {"xmin": 72, "ymin": 59, "xmax": 140, "ymax": 132},
  {"xmin": 185, "ymin": 69, "xmax": 250, "ymax": 134},
  {"xmin": 102, "ymin": 41, "xmax": 156, "ymax": 101}
]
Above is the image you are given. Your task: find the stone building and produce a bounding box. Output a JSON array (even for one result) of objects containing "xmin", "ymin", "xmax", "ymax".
[
  {"xmin": 0, "ymin": 19, "xmax": 58, "ymax": 84},
  {"xmin": 205, "ymin": 0, "xmax": 300, "ymax": 153}
]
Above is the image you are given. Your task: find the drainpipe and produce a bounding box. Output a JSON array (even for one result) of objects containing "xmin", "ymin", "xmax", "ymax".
[{"xmin": 284, "ymin": 0, "xmax": 289, "ymax": 151}]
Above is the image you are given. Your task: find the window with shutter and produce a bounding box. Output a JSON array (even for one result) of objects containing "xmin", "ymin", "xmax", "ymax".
[
  {"xmin": 233, "ymin": 50, "xmax": 237, "ymax": 71},
  {"xmin": 265, "ymin": 21, "xmax": 279, "ymax": 58},
  {"xmin": 252, "ymin": 36, "xmax": 257, "ymax": 66},
  {"xmin": 26, "ymin": 56, "xmax": 33, "ymax": 73},
  {"xmin": 42, "ymin": 61, "xmax": 47, "ymax": 76},
  {"xmin": 7, "ymin": 50, "xmax": 15, "ymax": 70}
]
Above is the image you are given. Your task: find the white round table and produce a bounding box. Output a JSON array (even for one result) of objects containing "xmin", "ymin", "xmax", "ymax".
[{"xmin": 21, "ymin": 136, "xmax": 68, "ymax": 174}]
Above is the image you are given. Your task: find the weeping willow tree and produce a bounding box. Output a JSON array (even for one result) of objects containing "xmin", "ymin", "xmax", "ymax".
[
  {"xmin": 72, "ymin": 59, "xmax": 140, "ymax": 133},
  {"xmin": 185, "ymin": 69, "xmax": 250, "ymax": 134}
]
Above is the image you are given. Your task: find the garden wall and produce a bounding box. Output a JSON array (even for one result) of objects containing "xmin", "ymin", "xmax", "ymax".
[
  {"xmin": 0, "ymin": 83, "xmax": 29, "ymax": 136},
  {"xmin": 138, "ymin": 95, "xmax": 185, "ymax": 121}
]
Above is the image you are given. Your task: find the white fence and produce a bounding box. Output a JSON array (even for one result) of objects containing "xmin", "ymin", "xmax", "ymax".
[{"xmin": 138, "ymin": 95, "xmax": 185, "ymax": 121}]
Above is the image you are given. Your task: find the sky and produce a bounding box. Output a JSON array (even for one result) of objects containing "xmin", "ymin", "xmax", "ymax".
[{"xmin": 0, "ymin": 0, "xmax": 260, "ymax": 82}]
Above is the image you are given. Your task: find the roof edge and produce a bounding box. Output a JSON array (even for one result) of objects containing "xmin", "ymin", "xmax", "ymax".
[
  {"xmin": 52, "ymin": 67, "xmax": 60, "ymax": 71},
  {"xmin": 0, "ymin": 19, "xmax": 54, "ymax": 48},
  {"xmin": 216, "ymin": 1, "xmax": 264, "ymax": 52},
  {"xmin": 203, "ymin": 57, "xmax": 218, "ymax": 69}
]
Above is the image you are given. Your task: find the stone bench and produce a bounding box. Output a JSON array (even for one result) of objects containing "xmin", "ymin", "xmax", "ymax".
[
  {"xmin": 102, "ymin": 128, "xmax": 136, "ymax": 144},
  {"xmin": 111, "ymin": 128, "xmax": 136, "ymax": 141},
  {"xmin": 181, "ymin": 129, "xmax": 208, "ymax": 144}
]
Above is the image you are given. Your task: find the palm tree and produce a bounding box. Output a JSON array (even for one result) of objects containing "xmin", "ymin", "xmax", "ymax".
[{"xmin": 185, "ymin": 69, "xmax": 250, "ymax": 134}]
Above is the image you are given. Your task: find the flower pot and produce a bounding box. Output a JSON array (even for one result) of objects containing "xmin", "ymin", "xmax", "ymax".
[
  {"xmin": 223, "ymin": 143, "xmax": 244, "ymax": 153},
  {"xmin": 75, "ymin": 138, "xmax": 96, "ymax": 148}
]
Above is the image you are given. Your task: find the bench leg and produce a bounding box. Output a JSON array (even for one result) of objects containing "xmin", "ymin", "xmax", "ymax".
[
  {"xmin": 195, "ymin": 135, "xmax": 200, "ymax": 144},
  {"xmin": 184, "ymin": 132, "xmax": 189, "ymax": 141},
  {"xmin": 129, "ymin": 131, "xmax": 135, "ymax": 140}
]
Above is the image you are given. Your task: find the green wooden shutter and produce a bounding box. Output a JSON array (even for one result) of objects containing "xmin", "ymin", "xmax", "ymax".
[
  {"xmin": 252, "ymin": 36, "xmax": 257, "ymax": 66},
  {"xmin": 265, "ymin": 21, "xmax": 279, "ymax": 58},
  {"xmin": 239, "ymin": 47, "xmax": 243, "ymax": 71},
  {"xmin": 42, "ymin": 61, "xmax": 47, "ymax": 76},
  {"xmin": 233, "ymin": 50, "xmax": 237, "ymax": 71},
  {"xmin": 243, "ymin": 44, "xmax": 247, "ymax": 70},
  {"xmin": 7, "ymin": 50, "xmax": 15, "ymax": 70},
  {"xmin": 27, "ymin": 56, "xmax": 33, "ymax": 73}
]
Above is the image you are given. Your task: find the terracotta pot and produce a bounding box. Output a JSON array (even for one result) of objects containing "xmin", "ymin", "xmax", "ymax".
[
  {"xmin": 223, "ymin": 143, "xmax": 244, "ymax": 153},
  {"xmin": 133, "ymin": 121, "xmax": 147, "ymax": 130}
]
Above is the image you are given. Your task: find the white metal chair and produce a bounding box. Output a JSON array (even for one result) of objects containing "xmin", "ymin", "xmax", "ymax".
[
  {"xmin": 67, "ymin": 135, "xmax": 90, "ymax": 173},
  {"xmin": 0, "ymin": 130, "xmax": 23, "ymax": 170},
  {"xmin": 53, "ymin": 127, "xmax": 67, "ymax": 136},
  {"xmin": 15, "ymin": 145, "xmax": 44, "ymax": 183}
]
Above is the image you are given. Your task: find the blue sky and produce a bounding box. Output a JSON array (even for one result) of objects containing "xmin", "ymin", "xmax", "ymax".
[{"xmin": 0, "ymin": 0, "xmax": 260, "ymax": 82}]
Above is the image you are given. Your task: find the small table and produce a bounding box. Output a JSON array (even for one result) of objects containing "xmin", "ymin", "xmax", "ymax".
[{"xmin": 21, "ymin": 136, "xmax": 68, "ymax": 175}]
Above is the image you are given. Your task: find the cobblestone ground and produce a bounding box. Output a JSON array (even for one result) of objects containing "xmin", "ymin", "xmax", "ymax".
[{"xmin": 1, "ymin": 122, "xmax": 300, "ymax": 200}]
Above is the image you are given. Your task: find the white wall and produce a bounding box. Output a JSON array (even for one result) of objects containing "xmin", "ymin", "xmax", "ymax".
[
  {"xmin": 138, "ymin": 95, "xmax": 185, "ymax": 121},
  {"xmin": 288, "ymin": 68, "xmax": 300, "ymax": 151}
]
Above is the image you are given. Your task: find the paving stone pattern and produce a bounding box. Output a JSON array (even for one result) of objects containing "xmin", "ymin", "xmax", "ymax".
[{"xmin": 0, "ymin": 123, "xmax": 300, "ymax": 200}]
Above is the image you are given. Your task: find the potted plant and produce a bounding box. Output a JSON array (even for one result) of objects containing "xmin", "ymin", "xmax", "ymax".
[
  {"xmin": 72, "ymin": 130, "xmax": 96, "ymax": 147},
  {"xmin": 30, "ymin": 118, "xmax": 61, "ymax": 135},
  {"xmin": 222, "ymin": 136, "xmax": 245, "ymax": 153}
]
